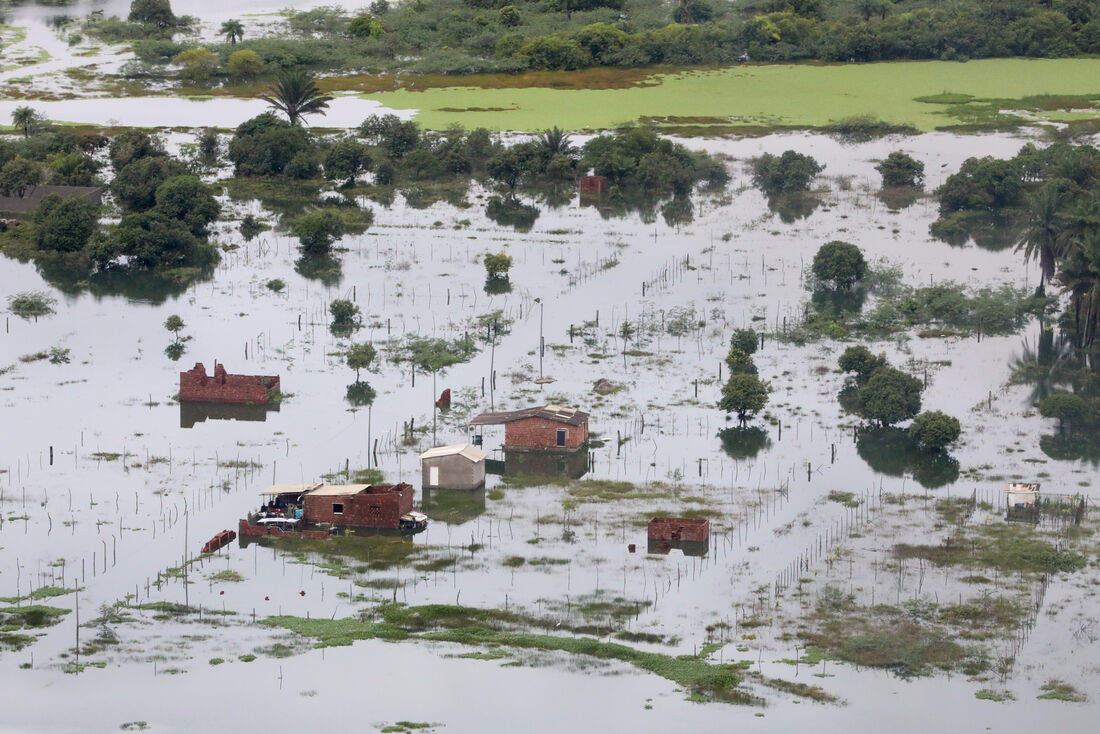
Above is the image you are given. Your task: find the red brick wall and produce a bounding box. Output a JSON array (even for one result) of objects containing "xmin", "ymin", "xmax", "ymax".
[
  {"xmin": 504, "ymin": 416, "xmax": 587, "ymax": 451},
  {"xmin": 304, "ymin": 484, "xmax": 414, "ymax": 528},
  {"xmin": 180, "ymin": 362, "xmax": 280, "ymax": 404},
  {"xmin": 648, "ymin": 517, "xmax": 709, "ymax": 542},
  {"xmin": 580, "ymin": 176, "xmax": 608, "ymax": 195}
]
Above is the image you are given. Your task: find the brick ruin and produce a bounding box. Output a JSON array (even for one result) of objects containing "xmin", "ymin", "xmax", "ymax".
[
  {"xmin": 179, "ymin": 362, "xmax": 279, "ymax": 405},
  {"xmin": 647, "ymin": 517, "xmax": 710, "ymax": 543},
  {"xmin": 579, "ymin": 175, "xmax": 609, "ymax": 195},
  {"xmin": 303, "ymin": 484, "xmax": 414, "ymax": 528}
]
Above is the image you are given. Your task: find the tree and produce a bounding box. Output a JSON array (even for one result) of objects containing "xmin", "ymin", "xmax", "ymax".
[
  {"xmin": 1018, "ymin": 183, "xmax": 1069, "ymax": 284},
  {"xmin": 838, "ymin": 345, "xmax": 888, "ymax": 384},
  {"xmin": 293, "ymin": 210, "xmax": 344, "ymax": 254},
  {"xmin": 517, "ymin": 35, "xmax": 590, "ymax": 71},
  {"xmin": 33, "ymin": 194, "xmax": 97, "ymax": 253},
  {"xmin": 724, "ymin": 346, "xmax": 757, "ymax": 375},
  {"xmin": 751, "ymin": 150, "xmax": 823, "ymax": 198},
  {"xmin": 172, "ymin": 48, "xmax": 218, "ymax": 81},
  {"xmin": 856, "ymin": 366, "xmax": 923, "ymax": 426},
  {"xmin": 110, "ymin": 211, "xmax": 214, "ymax": 269},
  {"xmin": 908, "ymin": 410, "xmax": 961, "ymax": 451},
  {"xmin": 484, "ymin": 252, "xmax": 512, "ymax": 280},
  {"xmin": 730, "ymin": 328, "xmax": 758, "ymax": 355},
  {"xmin": 538, "ymin": 126, "xmax": 574, "ymax": 157},
  {"xmin": 227, "ymin": 113, "xmax": 313, "ymax": 176},
  {"xmin": 49, "ymin": 151, "xmax": 102, "ymax": 186},
  {"xmin": 812, "ymin": 240, "xmax": 867, "ymax": 289},
  {"xmin": 260, "ymin": 70, "xmax": 333, "ymax": 126},
  {"xmin": 153, "ymin": 175, "xmax": 220, "ymax": 236},
  {"xmin": 346, "ymin": 342, "xmax": 376, "ymax": 380},
  {"xmin": 111, "ymin": 156, "xmax": 187, "ymax": 211},
  {"xmin": 486, "ymin": 148, "xmax": 526, "ymax": 192},
  {"xmin": 109, "ymin": 129, "xmax": 165, "ymax": 171},
  {"xmin": 348, "ymin": 14, "xmax": 385, "ymax": 37},
  {"xmin": 227, "ymin": 49, "xmax": 264, "ymax": 78},
  {"xmin": 719, "ymin": 374, "xmax": 770, "ymax": 425},
  {"xmin": 1038, "ymin": 393, "xmax": 1089, "ymax": 431},
  {"xmin": 0, "ymin": 157, "xmax": 43, "ymax": 198},
  {"xmin": 936, "ymin": 156, "xmax": 1022, "ymax": 214},
  {"xmin": 11, "ymin": 106, "xmax": 44, "ymax": 138},
  {"xmin": 329, "ymin": 299, "xmax": 360, "ymax": 329},
  {"xmin": 323, "ymin": 139, "xmax": 371, "ymax": 185},
  {"xmin": 220, "ymin": 19, "xmax": 244, "ymax": 44},
  {"xmin": 128, "ymin": 0, "xmax": 176, "ymax": 28},
  {"xmin": 876, "ymin": 151, "xmax": 924, "ymax": 188},
  {"xmin": 164, "ymin": 314, "xmax": 185, "ymax": 343}
]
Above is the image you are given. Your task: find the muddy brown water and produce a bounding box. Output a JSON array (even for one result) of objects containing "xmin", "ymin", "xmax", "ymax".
[{"xmin": 0, "ymin": 15, "xmax": 1098, "ymax": 726}]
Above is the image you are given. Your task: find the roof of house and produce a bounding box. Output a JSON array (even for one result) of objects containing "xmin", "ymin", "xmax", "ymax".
[
  {"xmin": 308, "ymin": 484, "xmax": 370, "ymax": 497},
  {"xmin": 469, "ymin": 404, "xmax": 589, "ymax": 427},
  {"xmin": 261, "ymin": 482, "xmax": 322, "ymax": 497},
  {"xmin": 419, "ymin": 444, "xmax": 488, "ymax": 462}
]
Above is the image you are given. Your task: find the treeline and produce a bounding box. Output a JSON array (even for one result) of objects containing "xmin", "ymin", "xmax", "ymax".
[
  {"xmin": 931, "ymin": 141, "xmax": 1100, "ymax": 347},
  {"xmin": 94, "ymin": 0, "xmax": 1100, "ymax": 80}
]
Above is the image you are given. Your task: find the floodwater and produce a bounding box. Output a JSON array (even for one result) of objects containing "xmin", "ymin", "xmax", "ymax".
[
  {"xmin": 3, "ymin": 124, "xmax": 1098, "ymax": 731},
  {"xmin": 3, "ymin": 3, "xmax": 1100, "ymax": 731}
]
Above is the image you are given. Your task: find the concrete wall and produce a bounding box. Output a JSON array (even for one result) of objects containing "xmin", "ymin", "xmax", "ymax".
[
  {"xmin": 504, "ymin": 416, "xmax": 588, "ymax": 451},
  {"xmin": 303, "ymin": 484, "xmax": 413, "ymax": 528},
  {"xmin": 421, "ymin": 456, "xmax": 485, "ymax": 490}
]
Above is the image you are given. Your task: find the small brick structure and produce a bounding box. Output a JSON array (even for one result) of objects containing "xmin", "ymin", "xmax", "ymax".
[
  {"xmin": 579, "ymin": 175, "xmax": 609, "ymax": 195},
  {"xmin": 648, "ymin": 517, "xmax": 710, "ymax": 543},
  {"xmin": 303, "ymin": 484, "xmax": 414, "ymax": 528},
  {"xmin": 179, "ymin": 362, "xmax": 279, "ymax": 405},
  {"xmin": 470, "ymin": 404, "xmax": 589, "ymax": 452}
]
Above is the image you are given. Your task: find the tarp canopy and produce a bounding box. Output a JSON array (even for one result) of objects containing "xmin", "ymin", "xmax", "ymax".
[{"xmin": 261, "ymin": 482, "xmax": 321, "ymax": 497}]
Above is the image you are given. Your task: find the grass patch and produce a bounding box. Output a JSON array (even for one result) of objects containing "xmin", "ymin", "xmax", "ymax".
[
  {"xmin": 1037, "ymin": 680, "xmax": 1086, "ymax": 702},
  {"xmin": 894, "ymin": 523, "xmax": 1086, "ymax": 575},
  {"xmin": 826, "ymin": 491, "xmax": 860, "ymax": 508},
  {"xmin": 456, "ymin": 649, "xmax": 511, "ymax": 660},
  {"xmin": 0, "ymin": 586, "xmax": 74, "ymax": 604},
  {"xmin": 210, "ymin": 570, "xmax": 243, "ymax": 583},
  {"xmin": 756, "ymin": 675, "xmax": 838, "ymax": 703}
]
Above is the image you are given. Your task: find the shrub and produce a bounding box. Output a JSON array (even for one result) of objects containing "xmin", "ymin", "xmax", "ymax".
[
  {"xmin": 877, "ymin": 151, "xmax": 925, "ymax": 188},
  {"xmin": 483, "ymin": 252, "xmax": 512, "ymax": 279},
  {"xmin": 292, "ymin": 210, "xmax": 344, "ymax": 254},
  {"xmin": 227, "ymin": 49, "xmax": 265, "ymax": 77},
  {"xmin": 908, "ymin": 410, "xmax": 961, "ymax": 451},
  {"xmin": 751, "ymin": 150, "xmax": 823, "ymax": 197},
  {"xmin": 812, "ymin": 240, "xmax": 866, "ymax": 289}
]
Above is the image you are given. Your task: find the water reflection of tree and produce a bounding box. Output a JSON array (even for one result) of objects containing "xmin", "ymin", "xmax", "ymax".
[
  {"xmin": 485, "ymin": 196, "xmax": 539, "ymax": 232},
  {"xmin": 1007, "ymin": 328, "xmax": 1079, "ymax": 404},
  {"xmin": 345, "ymin": 380, "xmax": 376, "ymax": 407},
  {"xmin": 929, "ymin": 211, "xmax": 1021, "ymax": 251},
  {"xmin": 1040, "ymin": 431, "xmax": 1100, "ymax": 466},
  {"xmin": 717, "ymin": 427, "xmax": 772, "ymax": 460},
  {"xmin": 856, "ymin": 427, "xmax": 959, "ymax": 489},
  {"xmin": 810, "ymin": 287, "xmax": 868, "ymax": 320},
  {"xmin": 295, "ymin": 253, "xmax": 342, "ymax": 286},
  {"xmin": 29, "ymin": 255, "xmax": 207, "ymax": 304},
  {"xmin": 876, "ymin": 187, "xmax": 921, "ymax": 211},
  {"xmin": 768, "ymin": 192, "xmax": 821, "ymax": 223}
]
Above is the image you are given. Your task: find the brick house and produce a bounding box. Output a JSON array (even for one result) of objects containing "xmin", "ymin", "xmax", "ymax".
[
  {"xmin": 179, "ymin": 362, "xmax": 279, "ymax": 405},
  {"xmin": 470, "ymin": 404, "xmax": 589, "ymax": 452},
  {"xmin": 579, "ymin": 175, "xmax": 608, "ymax": 195},
  {"xmin": 302, "ymin": 484, "xmax": 414, "ymax": 528}
]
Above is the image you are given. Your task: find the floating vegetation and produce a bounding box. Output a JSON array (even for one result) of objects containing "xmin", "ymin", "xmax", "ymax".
[{"xmin": 7, "ymin": 291, "xmax": 56, "ymax": 320}]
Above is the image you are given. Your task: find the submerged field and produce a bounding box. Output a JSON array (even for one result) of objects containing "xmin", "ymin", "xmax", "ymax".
[{"xmin": 2, "ymin": 126, "xmax": 1099, "ymax": 731}]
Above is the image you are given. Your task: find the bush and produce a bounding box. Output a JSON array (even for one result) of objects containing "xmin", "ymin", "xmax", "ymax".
[
  {"xmin": 227, "ymin": 49, "xmax": 265, "ymax": 77},
  {"xmin": 719, "ymin": 373, "xmax": 770, "ymax": 424},
  {"xmin": 1038, "ymin": 393, "xmax": 1089, "ymax": 431},
  {"xmin": 812, "ymin": 240, "xmax": 866, "ymax": 289},
  {"xmin": 877, "ymin": 151, "xmax": 925, "ymax": 188},
  {"xmin": 292, "ymin": 210, "xmax": 345, "ymax": 254},
  {"xmin": 172, "ymin": 48, "xmax": 218, "ymax": 81},
  {"xmin": 856, "ymin": 366, "xmax": 923, "ymax": 426},
  {"xmin": 729, "ymin": 328, "xmax": 758, "ymax": 355},
  {"xmin": 483, "ymin": 252, "xmax": 512, "ymax": 279},
  {"xmin": 908, "ymin": 410, "xmax": 961, "ymax": 451},
  {"xmin": 329, "ymin": 299, "xmax": 360, "ymax": 328},
  {"xmin": 751, "ymin": 150, "xmax": 823, "ymax": 197},
  {"xmin": 34, "ymin": 194, "xmax": 98, "ymax": 253}
]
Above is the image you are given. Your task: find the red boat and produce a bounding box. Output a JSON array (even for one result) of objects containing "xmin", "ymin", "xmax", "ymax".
[{"xmin": 202, "ymin": 529, "xmax": 237, "ymax": 553}]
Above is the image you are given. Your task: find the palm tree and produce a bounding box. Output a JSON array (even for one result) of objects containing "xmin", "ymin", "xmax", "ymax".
[
  {"xmin": 538, "ymin": 126, "xmax": 574, "ymax": 157},
  {"xmin": 259, "ymin": 70, "xmax": 333, "ymax": 126},
  {"xmin": 220, "ymin": 19, "xmax": 244, "ymax": 44},
  {"xmin": 1018, "ymin": 182, "xmax": 1070, "ymax": 284},
  {"xmin": 11, "ymin": 106, "xmax": 41, "ymax": 138},
  {"xmin": 1058, "ymin": 230, "xmax": 1100, "ymax": 347}
]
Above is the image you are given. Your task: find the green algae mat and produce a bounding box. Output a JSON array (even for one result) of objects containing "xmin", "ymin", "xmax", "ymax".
[{"xmin": 356, "ymin": 58, "xmax": 1100, "ymax": 132}]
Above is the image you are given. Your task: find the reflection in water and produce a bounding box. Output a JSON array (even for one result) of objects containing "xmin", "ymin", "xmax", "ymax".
[
  {"xmin": 810, "ymin": 287, "xmax": 868, "ymax": 320},
  {"xmin": 345, "ymin": 381, "xmax": 376, "ymax": 407},
  {"xmin": 164, "ymin": 342, "xmax": 186, "ymax": 361},
  {"xmin": 660, "ymin": 196, "xmax": 693, "ymax": 227},
  {"xmin": 180, "ymin": 401, "xmax": 279, "ymax": 428},
  {"xmin": 717, "ymin": 426, "xmax": 772, "ymax": 460},
  {"xmin": 856, "ymin": 427, "xmax": 960, "ymax": 489},
  {"xmin": 647, "ymin": 539, "xmax": 708, "ymax": 557},
  {"xmin": 1040, "ymin": 431, "xmax": 1100, "ymax": 466},
  {"xmin": 768, "ymin": 192, "xmax": 821, "ymax": 223},
  {"xmin": 22, "ymin": 253, "xmax": 208, "ymax": 304},
  {"xmin": 503, "ymin": 450, "xmax": 589, "ymax": 479},
  {"xmin": 485, "ymin": 196, "xmax": 539, "ymax": 231},
  {"xmin": 1008, "ymin": 328, "xmax": 1082, "ymax": 404},
  {"xmin": 930, "ymin": 211, "xmax": 1021, "ymax": 251},
  {"xmin": 483, "ymin": 276, "xmax": 512, "ymax": 295},
  {"xmin": 876, "ymin": 187, "xmax": 921, "ymax": 211},
  {"xmin": 295, "ymin": 254, "xmax": 343, "ymax": 286},
  {"xmin": 422, "ymin": 485, "xmax": 487, "ymax": 524}
]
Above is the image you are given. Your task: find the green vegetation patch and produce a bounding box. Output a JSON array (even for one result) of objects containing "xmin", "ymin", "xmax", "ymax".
[
  {"xmin": 0, "ymin": 586, "xmax": 75, "ymax": 604},
  {"xmin": 894, "ymin": 523, "xmax": 1087, "ymax": 575},
  {"xmin": 267, "ymin": 603, "xmax": 753, "ymax": 704},
  {"xmin": 1037, "ymin": 680, "xmax": 1086, "ymax": 702}
]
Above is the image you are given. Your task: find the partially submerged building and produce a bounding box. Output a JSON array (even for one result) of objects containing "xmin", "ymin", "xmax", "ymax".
[
  {"xmin": 180, "ymin": 362, "xmax": 280, "ymax": 405},
  {"xmin": 302, "ymin": 483, "xmax": 415, "ymax": 528},
  {"xmin": 420, "ymin": 444, "xmax": 487, "ymax": 490},
  {"xmin": 469, "ymin": 404, "xmax": 589, "ymax": 452},
  {"xmin": 1006, "ymin": 482, "xmax": 1040, "ymax": 507},
  {"xmin": 647, "ymin": 517, "xmax": 710, "ymax": 556}
]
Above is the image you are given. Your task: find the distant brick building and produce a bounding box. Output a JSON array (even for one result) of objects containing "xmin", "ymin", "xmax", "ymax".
[
  {"xmin": 302, "ymin": 484, "xmax": 414, "ymax": 528},
  {"xmin": 470, "ymin": 404, "xmax": 589, "ymax": 452},
  {"xmin": 179, "ymin": 362, "xmax": 279, "ymax": 405},
  {"xmin": 579, "ymin": 176, "xmax": 608, "ymax": 195}
]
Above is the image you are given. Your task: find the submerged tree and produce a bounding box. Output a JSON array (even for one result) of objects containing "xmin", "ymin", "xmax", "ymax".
[
  {"xmin": 346, "ymin": 342, "xmax": 376, "ymax": 380},
  {"xmin": 719, "ymin": 374, "xmax": 770, "ymax": 425},
  {"xmin": 260, "ymin": 70, "xmax": 333, "ymax": 126}
]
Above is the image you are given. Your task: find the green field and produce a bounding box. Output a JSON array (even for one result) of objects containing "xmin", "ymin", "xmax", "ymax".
[{"xmin": 357, "ymin": 58, "xmax": 1100, "ymax": 132}]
